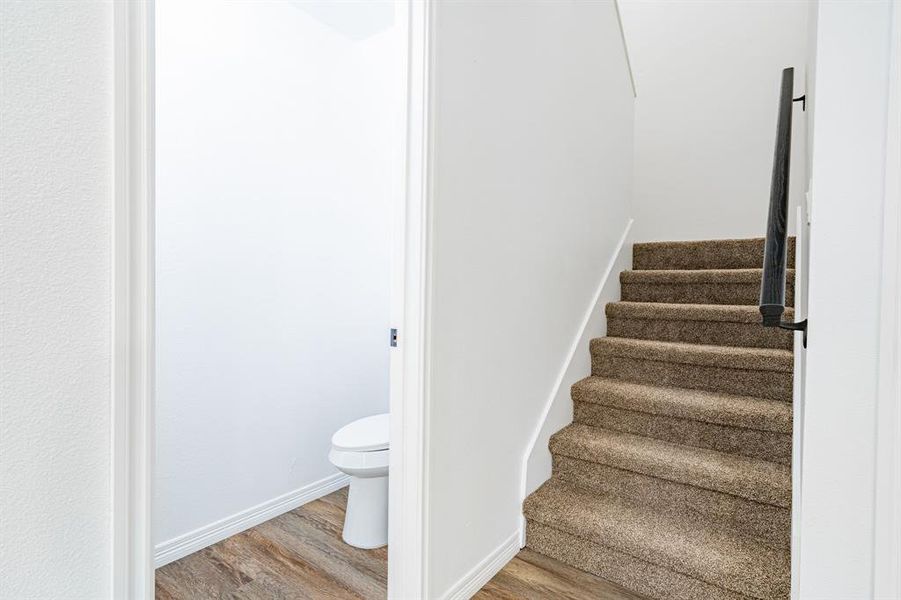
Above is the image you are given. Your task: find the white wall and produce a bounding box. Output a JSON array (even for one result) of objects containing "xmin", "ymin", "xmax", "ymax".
[
  {"xmin": 0, "ymin": 2, "xmax": 113, "ymax": 598},
  {"xmin": 154, "ymin": 0, "xmax": 402, "ymax": 551},
  {"xmin": 424, "ymin": 1, "xmax": 634, "ymax": 596},
  {"xmin": 798, "ymin": 1, "xmax": 897, "ymax": 597},
  {"xmin": 618, "ymin": 0, "xmax": 809, "ymax": 243}
]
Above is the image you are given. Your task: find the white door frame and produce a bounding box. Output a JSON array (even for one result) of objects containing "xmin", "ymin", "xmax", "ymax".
[
  {"xmin": 112, "ymin": 2, "xmax": 155, "ymax": 597},
  {"xmin": 387, "ymin": 0, "xmax": 432, "ymax": 598},
  {"xmin": 873, "ymin": 2, "xmax": 901, "ymax": 595},
  {"xmin": 111, "ymin": 2, "xmax": 431, "ymax": 598}
]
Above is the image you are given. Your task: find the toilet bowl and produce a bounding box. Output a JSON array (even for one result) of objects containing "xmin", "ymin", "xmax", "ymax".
[{"xmin": 329, "ymin": 413, "xmax": 389, "ymax": 549}]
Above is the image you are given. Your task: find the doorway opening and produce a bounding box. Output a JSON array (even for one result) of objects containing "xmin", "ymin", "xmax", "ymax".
[{"xmin": 111, "ymin": 1, "xmax": 430, "ymax": 597}]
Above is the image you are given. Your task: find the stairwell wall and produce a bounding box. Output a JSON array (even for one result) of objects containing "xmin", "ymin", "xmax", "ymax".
[
  {"xmin": 423, "ymin": 1, "xmax": 635, "ymax": 596},
  {"xmin": 618, "ymin": 0, "xmax": 810, "ymax": 243}
]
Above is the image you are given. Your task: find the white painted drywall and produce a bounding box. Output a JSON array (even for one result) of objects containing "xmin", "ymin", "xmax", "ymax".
[
  {"xmin": 424, "ymin": 1, "xmax": 634, "ymax": 596},
  {"xmin": 798, "ymin": 1, "xmax": 895, "ymax": 597},
  {"xmin": 154, "ymin": 0, "xmax": 402, "ymax": 549},
  {"xmin": 618, "ymin": 0, "xmax": 809, "ymax": 243},
  {"xmin": 0, "ymin": 2, "xmax": 113, "ymax": 598}
]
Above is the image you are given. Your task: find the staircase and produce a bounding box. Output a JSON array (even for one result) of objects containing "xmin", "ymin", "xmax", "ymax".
[{"xmin": 524, "ymin": 237, "xmax": 796, "ymax": 600}]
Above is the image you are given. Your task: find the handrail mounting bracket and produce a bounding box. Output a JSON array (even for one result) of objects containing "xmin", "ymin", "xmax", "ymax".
[{"xmin": 778, "ymin": 319, "xmax": 808, "ymax": 348}]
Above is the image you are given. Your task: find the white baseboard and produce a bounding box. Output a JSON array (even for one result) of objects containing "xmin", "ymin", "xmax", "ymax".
[
  {"xmin": 154, "ymin": 472, "xmax": 350, "ymax": 568},
  {"xmin": 440, "ymin": 530, "xmax": 521, "ymax": 600}
]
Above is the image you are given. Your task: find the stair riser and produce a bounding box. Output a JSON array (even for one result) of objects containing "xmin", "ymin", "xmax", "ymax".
[
  {"xmin": 574, "ymin": 402, "xmax": 792, "ymax": 465},
  {"xmin": 552, "ymin": 456, "xmax": 791, "ymax": 548},
  {"xmin": 621, "ymin": 282, "xmax": 795, "ymax": 306},
  {"xmin": 550, "ymin": 432, "xmax": 789, "ymax": 508},
  {"xmin": 607, "ymin": 317, "xmax": 793, "ymax": 350},
  {"xmin": 571, "ymin": 377, "xmax": 793, "ymax": 434},
  {"xmin": 526, "ymin": 522, "xmax": 764, "ymax": 600},
  {"xmin": 591, "ymin": 354, "xmax": 793, "ymax": 402},
  {"xmin": 633, "ymin": 237, "xmax": 796, "ymax": 271}
]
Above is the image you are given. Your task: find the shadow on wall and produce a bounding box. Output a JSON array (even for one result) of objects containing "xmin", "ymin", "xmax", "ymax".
[{"xmin": 291, "ymin": 0, "xmax": 394, "ymax": 40}]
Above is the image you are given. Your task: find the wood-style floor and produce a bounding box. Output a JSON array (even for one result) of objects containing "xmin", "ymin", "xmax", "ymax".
[{"xmin": 155, "ymin": 487, "xmax": 646, "ymax": 599}]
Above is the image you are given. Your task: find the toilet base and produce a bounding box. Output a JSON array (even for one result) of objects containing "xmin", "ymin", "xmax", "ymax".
[{"xmin": 342, "ymin": 474, "xmax": 389, "ymax": 549}]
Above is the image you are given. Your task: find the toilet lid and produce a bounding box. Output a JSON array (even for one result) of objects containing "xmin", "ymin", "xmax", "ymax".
[{"xmin": 332, "ymin": 413, "xmax": 389, "ymax": 452}]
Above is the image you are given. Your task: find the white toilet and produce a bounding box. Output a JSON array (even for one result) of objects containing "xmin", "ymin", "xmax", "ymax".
[{"xmin": 329, "ymin": 413, "xmax": 389, "ymax": 549}]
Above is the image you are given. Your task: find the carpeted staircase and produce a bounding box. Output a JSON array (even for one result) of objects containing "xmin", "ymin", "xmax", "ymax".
[{"xmin": 524, "ymin": 237, "xmax": 796, "ymax": 600}]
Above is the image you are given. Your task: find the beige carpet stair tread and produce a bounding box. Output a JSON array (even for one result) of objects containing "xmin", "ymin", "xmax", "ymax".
[
  {"xmin": 591, "ymin": 337, "xmax": 793, "ymax": 373},
  {"xmin": 620, "ymin": 272, "xmax": 793, "ymax": 307},
  {"xmin": 551, "ymin": 456, "xmax": 791, "ymax": 548},
  {"xmin": 572, "ymin": 377, "xmax": 792, "ymax": 434},
  {"xmin": 633, "ymin": 237, "xmax": 795, "ymax": 271},
  {"xmin": 606, "ymin": 302, "xmax": 794, "ymax": 350},
  {"xmin": 527, "ymin": 521, "xmax": 754, "ymax": 600},
  {"xmin": 549, "ymin": 424, "xmax": 791, "ymax": 507},
  {"xmin": 621, "ymin": 268, "xmax": 794, "ymax": 285},
  {"xmin": 525, "ymin": 236, "xmax": 793, "ymax": 599},
  {"xmin": 606, "ymin": 302, "xmax": 794, "ymax": 324},
  {"xmin": 573, "ymin": 401, "xmax": 791, "ymax": 464},
  {"xmin": 524, "ymin": 479, "xmax": 790, "ymax": 600}
]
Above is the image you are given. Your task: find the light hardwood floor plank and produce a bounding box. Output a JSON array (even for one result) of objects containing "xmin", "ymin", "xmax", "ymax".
[
  {"xmin": 156, "ymin": 487, "xmax": 647, "ymax": 599},
  {"xmin": 474, "ymin": 550, "xmax": 648, "ymax": 600}
]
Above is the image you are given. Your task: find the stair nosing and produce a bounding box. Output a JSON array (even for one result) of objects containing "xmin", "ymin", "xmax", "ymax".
[
  {"xmin": 571, "ymin": 376, "xmax": 792, "ymax": 434},
  {"xmin": 606, "ymin": 301, "xmax": 796, "ymax": 324},
  {"xmin": 621, "ymin": 268, "xmax": 795, "ymax": 284},
  {"xmin": 591, "ymin": 337, "xmax": 794, "ymax": 373},
  {"xmin": 549, "ymin": 424, "xmax": 791, "ymax": 508},
  {"xmin": 573, "ymin": 397, "xmax": 789, "ymax": 438}
]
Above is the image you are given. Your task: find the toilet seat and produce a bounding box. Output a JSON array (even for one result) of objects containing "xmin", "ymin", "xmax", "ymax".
[
  {"xmin": 331, "ymin": 413, "xmax": 389, "ymax": 452},
  {"xmin": 328, "ymin": 446, "xmax": 389, "ymax": 472}
]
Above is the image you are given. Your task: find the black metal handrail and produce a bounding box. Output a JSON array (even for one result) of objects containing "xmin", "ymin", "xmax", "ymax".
[{"xmin": 760, "ymin": 67, "xmax": 807, "ymax": 344}]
